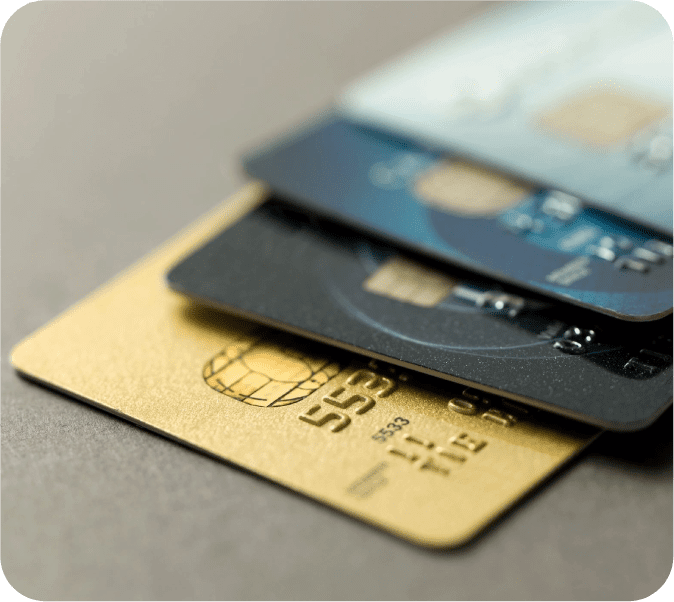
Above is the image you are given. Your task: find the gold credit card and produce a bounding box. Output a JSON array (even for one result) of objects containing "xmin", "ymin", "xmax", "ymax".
[{"xmin": 11, "ymin": 183, "xmax": 599, "ymax": 547}]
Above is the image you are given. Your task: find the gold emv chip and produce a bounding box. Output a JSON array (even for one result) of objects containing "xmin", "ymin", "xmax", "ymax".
[
  {"xmin": 414, "ymin": 161, "xmax": 531, "ymax": 216},
  {"xmin": 537, "ymin": 87, "xmax": 669, "ymax": 147},
  {"xmin": 363, "ymin": 256, "xmax": 457, "ymax": 308}
]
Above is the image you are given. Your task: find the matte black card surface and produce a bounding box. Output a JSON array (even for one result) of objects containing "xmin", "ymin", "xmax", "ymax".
[{"xmin": 167, "ymin": 201, "xmax": 672, "ymax": 431}]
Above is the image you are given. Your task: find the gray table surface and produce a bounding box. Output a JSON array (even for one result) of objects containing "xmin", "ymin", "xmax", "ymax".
[{"xmin": 2, "ymin": 2, "xmax": 672, "ymax": 600}]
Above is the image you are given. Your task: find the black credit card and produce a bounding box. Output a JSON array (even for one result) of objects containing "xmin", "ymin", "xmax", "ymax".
[{"xmin": 167, "ymin": 200, "xmax": 673, "ymax": 431}]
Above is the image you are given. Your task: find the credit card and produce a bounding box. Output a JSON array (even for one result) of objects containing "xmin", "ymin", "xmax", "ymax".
[
  {"xmin": 340, "ymin": 1, "xmax": 673, "ymax": 233},
  {"xmin": 167, "ymin": 198, "xmax": 673, "ymax": 431},
  {"xmin": 11, "ymin": 184, "xmax": 598, "ymax": 548},
  {"xmin": 244, "ymin": 118, "xmax": 673, "ymax": 321}
]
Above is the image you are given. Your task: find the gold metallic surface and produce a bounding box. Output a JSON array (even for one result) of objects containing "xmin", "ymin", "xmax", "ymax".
[
  {"xmin": 414, "ymin": 161, "xmax": 531, "ymax": 216},
  {"xmin": 537, "ymin": 87, "xmax": 669, "ymax": 147},
  {"xmin": 12, "ymin": 183, "xmax": 598, "ymax": 547}
]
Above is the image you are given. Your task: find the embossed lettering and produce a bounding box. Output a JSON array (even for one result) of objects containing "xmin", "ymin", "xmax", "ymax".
[
  {"xmin": 436, "ymin": 447, "xmax": 467, "ymax": 463},
  {"xmin": 386, "ymin": 432, "xmax": 466, "ymax": 477},
  {"xmin": 447, "ymin": 387, "xmax": 529, "ymax": 426},
  {"xmin": 447, "ymin": 397, "xmax": 479, "ymax": 415},
  {"xmin": 402, "ymin": 434, "xmax": 434, "ymax": 449},
  {"xmin": 418, "ymin": 457, "xmax": 450, "ymax": 476},
  {"xmin": 386, "ymin": 446, "xmax": 420, "ymax": 463},
  {"xmin": 482, "ymin": 408, "xmax": 518, "ymax": 427},
  {"xmin": 450, "ymin": 433, "xmax": 487, "ymax": 452},
  {"xmin": 553, "ymin": 327, "xmax": 596, "ymax": 355}
]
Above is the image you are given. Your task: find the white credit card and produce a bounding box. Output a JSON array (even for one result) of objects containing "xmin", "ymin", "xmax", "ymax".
[{"xmin": 340, "ymin": 1, "xmax": 673, "ymax": 233}]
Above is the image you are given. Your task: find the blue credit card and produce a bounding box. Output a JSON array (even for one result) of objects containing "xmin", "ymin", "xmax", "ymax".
[
  {"xmin": 340, "ymin": 1, "xmax": 673, "ymax": 233},
  {"xmin": 244, "ymin": 117, "xmax": 673, "ymax": 322}
]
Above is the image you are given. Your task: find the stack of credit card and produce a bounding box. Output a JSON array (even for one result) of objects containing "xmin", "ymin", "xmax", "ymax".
[{"xmin": 12, "ymin": 2, "xmax": 672, "ymax": 548}]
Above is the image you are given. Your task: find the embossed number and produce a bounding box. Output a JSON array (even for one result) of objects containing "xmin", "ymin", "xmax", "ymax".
[
  {"xmin": 371, "ymin": 417, "xmax": 410, "ymax": 442},
  {"xmin": 346, "ymin": 370, "xmax": 396, "ymax": 397},
  {"xmin": 298, "ymin": 405, "xmax": 351, "ymax": 433},
  {"xmin": 553, "ymin": 327, "xmax": 596, "ymax": 355},
  {"xmin": 323, "ymin": 387, "xmax": 375, "ymax": 414}
]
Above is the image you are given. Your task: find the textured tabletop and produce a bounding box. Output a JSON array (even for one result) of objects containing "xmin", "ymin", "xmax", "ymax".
[{"xmin": 2, "ymin": 2, "xmax": 672, "ymax": 599}]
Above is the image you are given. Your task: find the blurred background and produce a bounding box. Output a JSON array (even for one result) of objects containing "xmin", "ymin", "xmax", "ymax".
[{"xmin": 2, "ymin": 2, "xmax": 671, "ymax": 599}]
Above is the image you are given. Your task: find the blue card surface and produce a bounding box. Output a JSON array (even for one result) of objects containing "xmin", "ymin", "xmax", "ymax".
[{"xmin": 244, "ymin": 117, "xmax": 672, "ymax": 321}]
